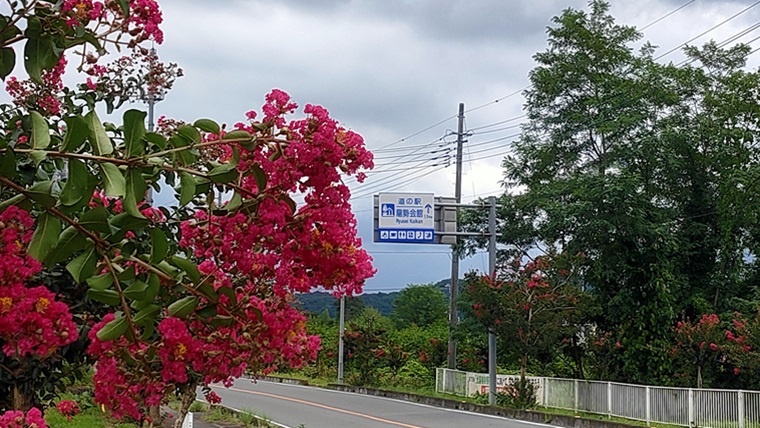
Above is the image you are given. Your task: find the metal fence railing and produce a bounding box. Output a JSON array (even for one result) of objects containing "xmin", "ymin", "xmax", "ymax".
[{"xmin": 435, "ymin": 368, "xmax": 760, "ymax": 427}]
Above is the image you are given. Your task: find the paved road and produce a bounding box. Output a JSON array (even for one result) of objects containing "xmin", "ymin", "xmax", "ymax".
[{"xmin": 202, "ymin": 379, "xmax": 552, "ymax": 428}]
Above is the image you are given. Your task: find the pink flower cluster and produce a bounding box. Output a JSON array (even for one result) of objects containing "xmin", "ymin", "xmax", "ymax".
[
  {"xmin": 55, "ymin": 400, "xmax": 80, "ymax": 421},
  {"xmin": 6, "ymin": 56, "xmax": 67, "ymax": 116},
  {"xmin": 61, "ymin": 0, "xmax": 104, "ymax": 27},
  {"xmin": 86, "ymin": 90, "xmax": 375, "ymax": 419},
  {"xmin": 60, "ymin": 0, "xmax": 163, "ymax": 45},
  {"xmin": 0, "ymin": 207, "xmax": 78, "ymax": 358},
  {"xmin": 0, "ymin": 408, "xmax": 46, "ymax": 428}
]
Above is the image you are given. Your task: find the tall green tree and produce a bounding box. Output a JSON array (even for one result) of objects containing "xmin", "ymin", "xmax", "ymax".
[
  {"xmin": 390, "ymin": 284, "xmax": 448, "ymax": 329},
  {"xmin": 487, "ymin": 0, "xmax": 760, "ymax": 384},
  {"xmin": 502, "ymin": 0, "xmax": 679, "ymax": 382}
]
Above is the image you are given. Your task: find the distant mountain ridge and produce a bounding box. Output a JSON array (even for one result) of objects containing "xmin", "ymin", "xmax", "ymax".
[{"xmin": 294, "ymin": 279, "xmax": 452, "ymax": 317}]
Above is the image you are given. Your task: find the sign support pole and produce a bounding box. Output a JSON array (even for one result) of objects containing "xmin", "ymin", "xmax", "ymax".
[
  {"xmin": 487, "ymin": 196, "xmax": 497, "ymax": 405},
  {"xmin": 338, "ymin": 295, "xmax": 345, "ymax": 384}
]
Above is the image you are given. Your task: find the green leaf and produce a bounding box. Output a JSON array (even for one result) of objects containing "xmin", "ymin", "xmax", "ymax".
[
  {"xmin": 123, "ymin": 168, "xmax": 146, "ymax": 218},
  {"xmin": 108, "ymin": 213, "xmax": 149, "ymax": 241},
  {"xmin": 144, "ymin": 132, "xmax": 167, "ymax": 150},
  {"xmin": 30, "ymin": 111, "xmax": 50, "ymax": 149},
  {"xmin": 0, "ymin": 14, "xmax": 20, "ymax": 42},
  {"xmin": 124, "ymin": 281, "xmax": 150, "ymax": 301},
  {"xmin": 208, "ymin": 163, "xmax": 239, "ymax": 184},
  {"xmin": 177, "ymin": 125, "xmax": 201, "ymax": 145},
  {"xmin": 170, "ymin": 256, "xmax": 201, "ymax": 284},
  {"xmin": 168, "ymin": 296, "xmax": 199, "ymax": 319},
  {"xmin": 149, "ymin": 228, "xmax": 168, "ymax": 264},
  {"xmin": 168, "ymin": 134, "xmax": 198, "ymax": 166},
  {"xmin": 61, "ymin": 115, "xmax": 89, "ymax": 152},
  {"xmin": 211, "ymin": 315, "xmax": 234, "ymax": 327},
  {"xmin": 133, "ymin": 304, "xmax": 160, "ymax": 326},
  {"xmin": 193, "ymin": 119, "xmax": 220, "ymax": 134},
  {"xmin": 197, "ymin": 282, "xmax": 218, "ymax": 302},
  {"xmin": 59, "ymin": 158, "xmax": 87, "ymax": 206},
  {"xmin": 24, "ymin": 34, "xmax": 59, "ymax": 83},
  {"xmin": 87, "ymin": 289, "xmax": 121, "ymax": 306},
  {"xmin": 280, "ymin": 194, "xmax": 296, "ymax": 214},
  {"xmin": 27, "ymin": 213, "xmax": 61, "ymax": 262},
  {"xmin": 178, "ymin": 172, "xmax": 196, "ymax": 206},
  {"xmin": 146, "ymin": 274, "xmax": 160, "ymax": 301},
  {"xmin": 0, "ymin": 194, "xmax": 27, "ymax": 212},
  {"xmin": 196, "ymin": 305, "xmax": 217, "ymax": 318},
  {"xmin": 24, "ymin": 16, "xmax": 43, "ymax": 38},
  {"xmin": 66, "ymin": 246, "xmax": 98, "ymax": 283},
  {"xmin": 0, "ymin": 150, "xmax": 16, "ymax": 179},
  {"xmin": 96, "ymin": 315, "xmax": 128, "ymax": 341},
  {"xmin": 0, "ymin": 47, "xmax": 15, "ymax": 80},
  {"xmin": 85, "ymin": 111, "xmax": 114, "ymax": 156},
  {"xmin": 118, "ymin": 266, "xmax": 136, "ymax": 282},
  {"xmin": 100, "ymin": 163, "xmax": 125, "ymax": 197},
  {"xmin": 79, "ymin": 207, "xmax": 111, "ymax": 233},
  {"xmin": 252, "ymin": 164, "xmax": 267, "ymax": 193},
  {"xmin": 123, "ymin": 109, "xmax": 147, "ymax": 157},
  {"xmin": 155, "ymin": 260, "xmax": 179, "ymax": 278},
  {"xmin": 223, "ymin": 130, "xmax": 252, "ymax": 140},
  {"xmin": 28, "ymin": 150, "xmax": 47, "ymax": 167},
  {"xmin": 218, "ymin": 286, "xmax": 238, "ymax": 306},
  {"xmin": 26, "ymin": 180, "xmax": 55, "ymax": 208},
  {"xmin": 44, "ymin": 226, "xmax": 86, "ymax": 266},
  {"xmin": 86, "ymin": 272, "xmax": 113, "ymax": 291},
  {"xmin": 225, "ymin": 192, "xmax": 242, "ymax": 211}
]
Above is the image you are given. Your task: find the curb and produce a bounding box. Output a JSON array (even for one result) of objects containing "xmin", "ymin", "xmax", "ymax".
[{"xmin": 325, "ymin": 383, "xmax": 639, "ymax": 428}]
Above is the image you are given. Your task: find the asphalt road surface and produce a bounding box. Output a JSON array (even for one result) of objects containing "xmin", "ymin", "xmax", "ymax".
[{"xmin": 203, "ymin": 379, "xmax": 553, "ymax": 428}]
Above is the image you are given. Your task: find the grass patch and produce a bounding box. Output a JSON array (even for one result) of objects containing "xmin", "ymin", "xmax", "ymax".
[
  {"xmin": 204, "ymin": 405, "xmax": 277, "ymax": 428},
  {"xmin": 188, "ymin": 401, "xmax": 207, "ymax": 413},
  {"xmin": 45, "ymin": 407, "xmax": 138, "ymax": 428},
  {"xmin": 537, "ymin": 405, "xmax": 686, "ymax": 428}
]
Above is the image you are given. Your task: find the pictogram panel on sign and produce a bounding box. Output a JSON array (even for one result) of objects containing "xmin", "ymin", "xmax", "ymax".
[{"xmin": 377, "ymin": 193, "xmax": 434, "ymax": 243}]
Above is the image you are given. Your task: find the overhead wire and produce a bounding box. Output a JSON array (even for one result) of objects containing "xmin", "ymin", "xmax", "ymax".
[
  {"xmin": 678, "ymin": 20, "xmax": 760, "ymax": 66},
  {"xmin": 639, "ymin": 0, "xmax": 696, "ymax": 31},
  {"xmin": 655, "ymin": 0, "xmax": 760, "ymax": 60}
]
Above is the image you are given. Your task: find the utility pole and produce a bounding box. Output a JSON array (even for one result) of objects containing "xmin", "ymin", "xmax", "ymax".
[
  {"xmin": 487, "ymin": 196, "xmax": 497, "ymax": 405},
  {"xmin": 447, "ymin": 103, "xmax": 465, "ymax": 370},
  {"xmin": 338, "ymin": 295, "xmax": 345, "ymax": 384}
]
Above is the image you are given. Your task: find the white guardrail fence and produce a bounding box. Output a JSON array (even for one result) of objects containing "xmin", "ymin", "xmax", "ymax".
[{"xmin": 436, "ymin": 368, "xmax": 760, "ymax": 427}]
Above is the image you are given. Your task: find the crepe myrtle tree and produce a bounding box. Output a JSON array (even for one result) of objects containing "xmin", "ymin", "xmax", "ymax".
[
  {"xmin": 0, "ymin": 1, "xmax": 376, "ymax": 428},
  {"xmin": 461, "ymin": 252, "xmax": 584, "ymax": 388}
]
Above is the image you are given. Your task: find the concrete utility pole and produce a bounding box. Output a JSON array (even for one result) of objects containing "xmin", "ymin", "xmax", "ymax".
[
  {"xmin": 447, "ymin": 103, "xmax": 465, "ymax": 370},
  {"xmin": 488, "ymin": 196, "xmax": 497, "ymax": 405},
  {"xmin": 338, "ymin": 295, "xmax": 345, "ymax": 384}
]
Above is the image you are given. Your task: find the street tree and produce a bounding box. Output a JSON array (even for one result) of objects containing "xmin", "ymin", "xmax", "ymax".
[{"xmin": 391, "ymin": 284, "xmax": 448, "ymax": 329}]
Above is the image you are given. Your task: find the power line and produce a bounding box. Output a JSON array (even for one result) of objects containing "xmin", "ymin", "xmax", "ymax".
[
  {"xmin": 469, "ymin": 123, "xmax": 522, "ymax": 135},
  {"xmin": 363, "ymin": 161, "xmax": 451, "ymax": 174},
  {"xmin": 374, "ymin": 116, "xmax": 456, "ymax": 152},
  {"xmin": 351, "ymin": 164, "xmax": 449, "ymax": 200},
  {"xmin": 465, "ymin": 88, "xmax": 526, "ymax": 114},
  {"xmin": 639, "ymin": 0, "xmax": 696, "ymax": 31},
  {"xmin": 655, "ymin": 0, "xmax": 760, "ymax": 60}
]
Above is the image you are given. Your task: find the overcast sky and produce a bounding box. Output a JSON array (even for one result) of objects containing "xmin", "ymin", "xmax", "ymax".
[{"xmin": 100, "ymin": 0, "xmax": 760, "ymax": 292}]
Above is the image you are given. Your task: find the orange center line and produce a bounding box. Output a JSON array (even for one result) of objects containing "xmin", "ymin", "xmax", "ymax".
[{"xmin": 223, "ymin": 386, "xmax": 424, "ymax": 428}]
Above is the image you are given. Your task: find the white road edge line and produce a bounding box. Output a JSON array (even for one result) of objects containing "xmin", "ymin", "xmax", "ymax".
[
  {"xmin": 236, "ymin": 379, "xmax": 556, "ymax": 428},
  {"xmin": 197, "ymin": 396, "xmax": 294, "ymax": 428}
]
